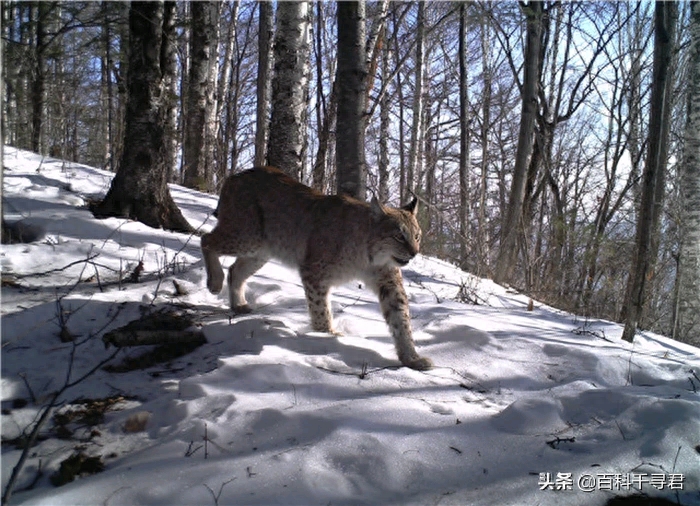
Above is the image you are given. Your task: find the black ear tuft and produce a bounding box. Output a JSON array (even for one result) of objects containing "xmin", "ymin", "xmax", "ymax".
[{"xmin": 403, "ymin": 197, "xmax": 418, "ymax": 216}]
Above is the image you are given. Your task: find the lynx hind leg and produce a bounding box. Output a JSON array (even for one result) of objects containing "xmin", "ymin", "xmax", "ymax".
[
  {"xmin": 202, "ymin": 193, "xmax": 264, "ymax": 297},
  {"xmin": 228, "ymin": 256, "xmax": 268, "ymax": 313},
  {"xmin": 201, "ymin": 232, "xmax": 225, "ymax": 294}
]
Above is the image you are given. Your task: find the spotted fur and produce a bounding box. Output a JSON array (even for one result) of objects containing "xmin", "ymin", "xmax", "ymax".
[{"xmin": 201, "ymin": 166, "xmax": 432, "ymax": 370}]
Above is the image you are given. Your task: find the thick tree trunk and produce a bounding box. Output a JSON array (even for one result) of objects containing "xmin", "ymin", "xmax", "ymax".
[
  {"xmin": 91, "ymin": 1, "xmax": 192, "ymax": 234},
  {"xmin": 643, "ymin": 2, "xmax": 678, "ymax": 328},
  {"xmin": 673, "ymin": 1, "xmax": 700, "ymax": 346},
  {"xmin": 336, "ymin": 1, "xmax": 367, "ymax": 200},
  {"xmin": 622, "ymin": 1, "xmax": 677, "ymax": 342},
  {"xmin": 268, "ymin": 1, "xmax": 310, "ymax": 180},
  {"xmin": 182, "ymin": 1, "xmax": 219, "ymax": 191},
  {"xmin": 493, "ymin": 2, "xmax": 544, "ymax": 285}
]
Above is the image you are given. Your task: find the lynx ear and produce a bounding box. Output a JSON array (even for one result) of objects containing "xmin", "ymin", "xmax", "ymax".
[
  {"xmin": 370, "ymin": 195, "xmax": 386, "ymax": 218},
  {"xmin": 403, "ymin": 197, "xmax": 418, "ymax": 216}
]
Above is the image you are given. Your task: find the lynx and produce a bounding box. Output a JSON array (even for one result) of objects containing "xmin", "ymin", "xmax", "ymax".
[{"xmin": 200, "ymin": 166, "xmax": 432, "ymax": 370}]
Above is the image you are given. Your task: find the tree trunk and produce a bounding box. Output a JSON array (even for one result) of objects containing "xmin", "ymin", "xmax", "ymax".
[
  {"xmin": 493, "ymin": 1, "xmax": 544, "ymax": 285},
  {"xmin": 162, "ymin": 1, "xmax": 178, "ymax": 184},
  {"xmin": 112, "ymin": 0, "xmax": 130, "ymax": 175},
  {"xmin": 312, "ymin": 79, "xmax": 338, "ymax": 193},
  {"xmin": 91, "ymin": 1, "xmax": 192, "ymax": 234},
  {"xmin": 673, "ymin": 1, "xmax": 700, "ymax": 346},
  {"xmin": 622, "ymin": 1, "xmax": 677, "ymax": 342},
  {"xmin": 393, "ymin": 6, "xmax": 407, "ymax": 203},
  {"xmin": 478, "ymin": 11, "xmax": 492, "ymax": 277},
  {"xmin": 268, "ymin": 1, "xmax": 310, "ymax": 180},
  {"xmin": 336, "ymin": 0, "xmax": 367, "ymax": 200},
  {"xmin": 254, "ymin": 0, "xmax": 273, "ymax": 168},
  {"xmin": 216, "ymin": 0, "xmax": 239, "ymax": 180},
  {"xmin": 643, "ymin": 1, "xmax": 678, "ymax": 328},
  {"xmin": 363, "ymin": 0, "xmax": 389, "ymax": 120},
  {"xmin": 100, "ymin": 1, "xmax": 114, "ymax": 170},
  {"xmin": 406, "ymin": 1, "xmax": 425, "ymax": 201},
  {"xmin": 378, "ymin": 20, "xmax": 390, "ymax": 204},
  {"xmin": 182, "ymin": 1, "xmax": 219, "ymax": 191},
  {"xmin": 312, "ymin": 2, "xmax": 331, "ymax": 192},
  {"xmin": 30, "ymin": 2, "xmax": 52, "ymax": 154},
  {"xmin": 458, "ymin": 2, "xmax": 470, "ymax": 268}
]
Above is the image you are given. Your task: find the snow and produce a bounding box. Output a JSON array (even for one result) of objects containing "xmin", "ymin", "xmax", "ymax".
[{"xmin": 1, "ymin": 146, "xmax": 699, "ymax": 506}]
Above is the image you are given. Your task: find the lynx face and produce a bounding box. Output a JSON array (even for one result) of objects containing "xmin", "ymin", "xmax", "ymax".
[{"xmin": 369, "ymin": 197, "xmax": 422, "ymax": 268}]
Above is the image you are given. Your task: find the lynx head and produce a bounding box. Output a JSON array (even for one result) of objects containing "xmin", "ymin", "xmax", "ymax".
[{"xmin": 369, "ymin": 196, "xmax": 421, "ymax": 268}]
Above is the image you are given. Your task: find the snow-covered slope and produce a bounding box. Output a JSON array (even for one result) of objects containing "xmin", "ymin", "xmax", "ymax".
[{"xmin": 2, "ymin": 146, "xmax": 699, "ymax": 505}]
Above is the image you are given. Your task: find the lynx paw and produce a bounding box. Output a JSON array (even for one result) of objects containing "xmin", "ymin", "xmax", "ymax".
[
  {"xmin": 232, "ymin": 304, "xmax": 253, "ymax": 314},
  {"xmin": 401, "ymin": 355, "xmax": 433, "ymax": 371},
  {"xmin": 207, "ymin": 270, "xmax": 224, "ymax": 294}
]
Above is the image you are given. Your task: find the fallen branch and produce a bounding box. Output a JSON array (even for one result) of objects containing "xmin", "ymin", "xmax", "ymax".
[
  {"xmin": 102, "ymin": 329, "xmax": 206, "ymax": 348},
  {"xmin": 101, "ymin": 310, "xmax": 205, "ymax": 349}
]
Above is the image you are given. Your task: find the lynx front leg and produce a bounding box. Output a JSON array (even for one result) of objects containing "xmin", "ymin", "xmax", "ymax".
[
  {"xmin": 371, "ymin": 267, "xmax": 432, "ymax": 371},
  {"xmin": 228, "ymin": 257, "xmax": 267, "ymax": 313}
]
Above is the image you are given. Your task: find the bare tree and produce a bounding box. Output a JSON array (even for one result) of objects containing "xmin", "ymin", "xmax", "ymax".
[
  {"xmin": 622, "ymin": 1, "xmax": 678, "ymax": 342},
  {"xmin": 477, "ymin": 6, "xmax": 494, "ymax": 276},
  {"xmin": 406, "ymin": 1, "xmax": 425, "ymax": 202},
  {"xmin": 377, "ymin": 14, "xmax": 391, "ymax": 203},
  {"xmin": 493, "ymin": 2, "xmax": 545, "ymax": 285},
  {"xmin": 458, "ymin": 2, "xmax": 470, "ymax": 267},
  {"xmin": 336, "ymin": 0, "xmax": 367, "ymax": 200},
  {"xmin": 311, "ymin": 2, "xmax": 336, "ymax": 192},
  {"xmin": 673, "ymin": 1, "xmax": 700, "ymax": 346},
  {"xmin": 30, "ymin": 3, "xmax": 50, "ymax": 153},
  {"xmin": 267, "ymin": 1, "xmax": 310, "ymax": 179},
  {"xmin": 182, "ymin": 1, "xmax": 220, "ymax": 191},
  {"xmin": 254, "ymin": 0, "xmax": 273, "ymax": 167},
  {"xmin": 91, "ymin": 1, "xmax": 192, "ymax": 233}
]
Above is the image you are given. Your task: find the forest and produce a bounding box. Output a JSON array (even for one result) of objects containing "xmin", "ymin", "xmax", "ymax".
[{"xmin": 2, "ymin": 0, "xmax": 699, "ymax": 347}]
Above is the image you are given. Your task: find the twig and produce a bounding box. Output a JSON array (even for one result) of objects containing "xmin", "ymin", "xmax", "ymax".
[
  {"xmin": 12, "ymin": 254, "xmax": 100, "ymax": 279},
  {"xmin": 204, "ymin": 423, "xmax": 209, "ymax": 460},
  {"xmin": 18, "ymin": 373, "xmax": 37, "ymax": 404},
  {"xmin": 546, "ymin": 436, "xmax": 575, "ymax": 449},
  {"xmin": 672, "ymin": 445, "xmax": 682, "ymax": 505},
  {"xmin": 615, "ymin": 420, "xmax": 627, "ymax": 441},
  {"xmin": 203, "ymin": 477, "xmax": 236, "ymax": 506},
  {"xmin": 151, "ymin": 216, "xmax": 211, "ymax": 303},
  {"xmin": 184, "ymin": 441, "xmax": 203, "ymax": 457}
]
